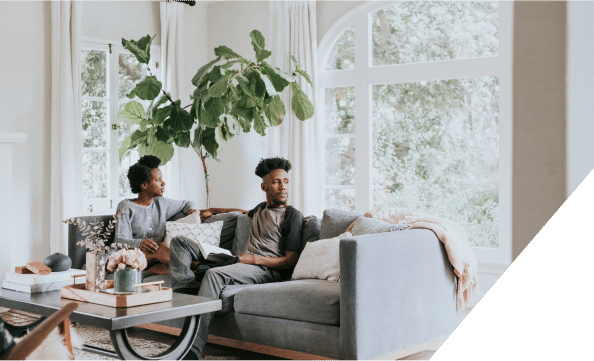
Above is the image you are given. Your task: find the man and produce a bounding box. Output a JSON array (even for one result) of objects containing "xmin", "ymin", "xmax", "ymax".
[{"xmin": 169, "ymin": 157, "xmax": 303, "ymax": 360}]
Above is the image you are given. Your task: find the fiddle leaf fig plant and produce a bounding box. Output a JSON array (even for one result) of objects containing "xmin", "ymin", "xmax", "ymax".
[{"xmin": 117, "ymin": 31, "xmax": 314, "ymax": 208}]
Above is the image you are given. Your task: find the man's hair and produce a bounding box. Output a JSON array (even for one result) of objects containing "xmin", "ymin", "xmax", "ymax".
[
  {"xmin": 255, "ymin": 157, "xmax": 292, "ymax": 178},
  {"xmin": 127, "ymin": 155, "xmax": 161, "ymax": 194}
]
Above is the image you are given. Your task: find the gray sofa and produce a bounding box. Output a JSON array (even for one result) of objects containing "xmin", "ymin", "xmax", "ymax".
[{"xmin": 68, "ymin": 209, "xmax": 462, "ymax": 360}]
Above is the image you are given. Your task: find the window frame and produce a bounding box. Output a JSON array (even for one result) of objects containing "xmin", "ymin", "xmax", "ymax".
[
  {"xmin": 318, "ymin": 1, "xmax": 513, "ymax": 264},
  {"xmin": 81, "ymin": 37, "xmax": 165, "ymax": 215}
]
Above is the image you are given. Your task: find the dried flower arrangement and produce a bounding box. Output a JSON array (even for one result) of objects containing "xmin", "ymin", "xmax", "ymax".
[
  {"xmin": 63, "ymin": 210, "xmax": 125, "ymax": 291},
  {"xmin": 106, "ymin": 249, "xmax": 148, "ymax": 273}
]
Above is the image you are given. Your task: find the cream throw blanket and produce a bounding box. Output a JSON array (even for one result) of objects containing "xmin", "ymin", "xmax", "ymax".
[{"xmin": 347, "ymin": 207, "xmax": 478, "ymax": 310}]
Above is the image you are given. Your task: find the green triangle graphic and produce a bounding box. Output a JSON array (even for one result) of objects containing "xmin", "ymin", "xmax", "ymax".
[{"xmin": 431, "ymin": 172, "xmax": 594, "ymax": 361}]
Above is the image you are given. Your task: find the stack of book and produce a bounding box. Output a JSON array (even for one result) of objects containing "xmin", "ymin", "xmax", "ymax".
[{"xmin": 2, "ymin": 269, "xmax": 86, "ymax": 293}]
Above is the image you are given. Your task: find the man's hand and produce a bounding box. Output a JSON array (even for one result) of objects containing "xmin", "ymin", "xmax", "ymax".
[
  {"xmin": 140, "ymin": 238, "xmax": 158, "ymax": 253},
  {"xmin": 237, "ymin": 254, "xmax": 257, "ymax": 265},
  {"xmin": 187, "ymin": 209, "xmax": 198, "ymax": 215},
  {"xmin": 200, "ymin": 209, "xmax": 213, "ymax": 221}
]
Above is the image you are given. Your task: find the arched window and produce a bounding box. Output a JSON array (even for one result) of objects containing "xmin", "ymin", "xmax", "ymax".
[{"xmin": 319, "ymin": 1, "xmax": 512, "ymax": 263}]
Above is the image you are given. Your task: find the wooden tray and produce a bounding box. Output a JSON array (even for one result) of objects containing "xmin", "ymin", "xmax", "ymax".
[{"xmin": 60, "ymin": 280, "xmax": 172, "ymax": 308}]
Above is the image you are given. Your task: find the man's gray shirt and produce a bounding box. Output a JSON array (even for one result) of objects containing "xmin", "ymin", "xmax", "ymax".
[{"xmin": 115, "ymin": 197, "xmax": 199, "ymax": 249}]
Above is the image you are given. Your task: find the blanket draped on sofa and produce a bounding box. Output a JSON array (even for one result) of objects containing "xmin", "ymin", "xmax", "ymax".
[{"xmin": 348, "ymin": 207, "xmax": 478, "ymax": 310}]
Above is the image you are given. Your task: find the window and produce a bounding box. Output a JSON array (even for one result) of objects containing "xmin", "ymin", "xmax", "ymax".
[
  {"xmin": 319, "ymin": 2, "xmax": 512, "ymax": 263},
  {"xmin": 80, "ymin": 39, "xmax": 161, "ymax": 214}
]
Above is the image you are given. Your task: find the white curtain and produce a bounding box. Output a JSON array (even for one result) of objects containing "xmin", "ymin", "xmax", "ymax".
[
  {"xmin": 50, "ymin": 1, "xmax": 83, "ymax": 254},
  {"xmin": 267, "ymin": 1, "xmax": 323, "ymax": 217},
  {"xmin": 160, "ymin": 1, "xmax": 186, "ymax": 201}
]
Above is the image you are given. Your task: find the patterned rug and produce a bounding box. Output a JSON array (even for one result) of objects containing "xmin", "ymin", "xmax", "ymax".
[{"xmin": 1, "ymin": 309, "xmax": 283, "ymax": 360}]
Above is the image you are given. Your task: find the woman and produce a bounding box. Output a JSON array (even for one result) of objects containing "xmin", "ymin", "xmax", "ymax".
[{"xmin": 114, "ymin": 155, "xmax": 245, "ymax": 270}]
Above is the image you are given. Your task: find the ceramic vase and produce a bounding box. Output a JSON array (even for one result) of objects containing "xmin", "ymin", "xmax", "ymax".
[
  {"xmin": 114, "ymin": 267, "xmax": 141, "ymax": 293},
  {"xmin": 85, "ymin": 252, "xmax": 106, "ymax": 292}
]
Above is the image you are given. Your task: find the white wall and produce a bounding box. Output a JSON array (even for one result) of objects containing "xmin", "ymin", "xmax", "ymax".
[
  {"xmin": 204, "ymin": 1, "xmax": 270, "ymax": 210},
  {"xmin": 0, "ymin": 1, "xmax": 161, "ymax": 266},
  {"xmin": 181, "ymin": 2, "xmax": 209, "ymax": 208},
  {"xmin": 82, "ymin": 1, "xmax": 161, "ymax": 45},
  {"xmin": 0, "ymin": 2, "xmax": 52, "ymax": 267},
  {"xmin": 566, "ymin": 1, "xmax": 594, "ymax": 196}
]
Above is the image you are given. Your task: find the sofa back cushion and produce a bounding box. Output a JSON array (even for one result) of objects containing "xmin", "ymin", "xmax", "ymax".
[
  {"xmin": 319, "ymin": 208, "xmax": 362, "ymax": 239},
  {"xmin": 203, "ymin": 211, "xmax": 243, "ymax": 251},
  {"xmin": 231, "ymin": 214, "xmax": 321, "ymax": 255}
]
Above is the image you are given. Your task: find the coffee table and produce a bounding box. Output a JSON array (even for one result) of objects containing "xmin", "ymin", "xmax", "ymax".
[{"xmin": 0, "ymin": 288, "xmax": 221, "ymax": 360}]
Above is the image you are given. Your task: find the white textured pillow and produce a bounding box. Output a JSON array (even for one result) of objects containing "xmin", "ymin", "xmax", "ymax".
[
  {"xmin": 164, "ymin": 221, "xmax": 223, "ymax": 247},
  {"xmin": 173, "ymin": 212, "xmax": 201, "ymax": 224},
  {"xmin": 291, "ymin": 232, "xmax": 352, "ymax": 282}
]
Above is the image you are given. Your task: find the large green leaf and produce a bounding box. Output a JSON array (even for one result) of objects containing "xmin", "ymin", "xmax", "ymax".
[
  {"xmin": 207, "ymin": 66, "xmax": 224, "ymax": 83},
  {"xmin": 154, "ymin": 93, "xmax": 170, "ymax": 109},
  {"xmin": 265, "ymin": 95, "xmax": 286, "ymax": 126},
  {"xmin": 208, "ymin": 77, "xmax": 228, "ymax": 98},
  {"xmin": 230, "ymin": 105, "xmax": 253, "ymax": 124},
  {"xmin": 234, "ymin": 115, "xmax": 251, "ymax": 133},
  {"xmin": 236, "ymin": 76, "xmax": 255, "ymax": 98},
  {"xmin": 202, "ymin": 127, "xmax": 225, "ymax": 161},
  {"xmin": 174, "ymin": 131, "xmax": 192, "ymax": 148},
  {"xmin": 192, "ymin": 56, "xmax": 222, "ymax": 86},
  {"xmin": 133, "ymin": 76, "xmax": 162, "ymax": 100},
  {"xmin": 122, "ymin": 35, "xmax": 155, "ymax": 64},
  {"xmin": 200, "ymin": 98, "xmax": 225, "ymax": 128},
  {"xmin": 168, "ymin": 102, "xmax": 194, "ymax": 131},
  {"xmin": 151, "ymin": 104, "xmax": 173, "ymax": 126},
  {"xmin": 246, "ymin": 71, "xmax": 266, "ymax": 97},
  {"xmin": 261, "ymin": 63, "xmax": 290, "ymax": 92},
  {"xmin": 295, "ymin": 69, "xmax": 313, "ymax": 88},
  {"xmin": 118, "ymin": 137, "xmax": 131, "ymax": 158},
  {"xmin": 250, "ymin": 30, "xmax": 271, "ymax": 63},
  {"xmin": 291, "ymin": 86, "xmax": 315, "ymax": 121},
  {"xmin": 214, "ymin": 45, "xmax": 242, "ymax": 59},
  {"xmin": 259, "ymin": 73, "xmax": 277, "ymax": 96},
  {"xmin": 253, "ymin": 112, "xmax": 267, "ymax": 136},
  {"xmin": 117, "ymin": 101, "xmax": 146, "ymax": 124},
  {"xmin": 139, "ymin": 135, "xmax": 175, "ymax": 165}
]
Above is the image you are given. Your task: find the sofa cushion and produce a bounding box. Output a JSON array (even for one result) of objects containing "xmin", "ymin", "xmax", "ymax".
[
  {"xmin": 320, "ymin": 209, "xmax": 362, "ymax": 239},
  {"xmin": 301, "ymin": 215, "xmax": 321, "ymax": 250},
  {"xmin": 232, "ymin": 214, "xmax": 252, "ymax": 255},
  {"xmin": 234, "ymin": 279, "xmax": 340, "ymax": 326},
  {"xmin": 351, "ymin": 216, "xmax": 411, "ymax": 236},
  {"xmin": 292, "ymin": 232, "xmax": 351, "ymax": 282},
  {"xmin": 203, "ymin": 211, "xmax": 243, "ymax": 250}
]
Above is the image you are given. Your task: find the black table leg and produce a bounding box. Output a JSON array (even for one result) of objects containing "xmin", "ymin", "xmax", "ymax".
[
  {"xmin": 109, "ymin": 315, "xmax": 200, "ymax": 360},
  {"xmin": 3, "ymin": 316, "xmax": 47, "ymax": 337}
]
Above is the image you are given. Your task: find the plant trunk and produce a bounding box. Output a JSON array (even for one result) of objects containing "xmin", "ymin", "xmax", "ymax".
[{"xmin": 201, "ymin": 155, "xmax": 211, "ymax": 209}]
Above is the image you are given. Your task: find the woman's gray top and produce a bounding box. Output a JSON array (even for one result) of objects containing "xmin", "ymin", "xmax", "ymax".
[{"xmin": 114, "ymin": 197, "xmax": 199, "ymax": 249}]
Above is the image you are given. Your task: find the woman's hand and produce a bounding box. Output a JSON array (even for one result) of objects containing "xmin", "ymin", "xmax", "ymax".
[
  {"xmin": 140, "ymin": 238, "xmax": 158, "ymax": 253},
  {"xmin": 200, "ymin": 209, "xmax": 214, "ymax": 221},
  {"xmin": 187, "ymin": 209, "xmax": 198, "ymax": 215}
]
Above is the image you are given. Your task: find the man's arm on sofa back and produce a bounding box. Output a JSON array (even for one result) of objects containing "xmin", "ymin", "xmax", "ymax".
[{"xmin": 339, "ymin": 229, "xmax": 462, "ymax": 360}]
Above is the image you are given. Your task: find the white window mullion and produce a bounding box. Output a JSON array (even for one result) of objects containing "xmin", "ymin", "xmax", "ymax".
[
  {"xmin": 354, "ymin": 8, "xmax": 371, "ymax": 213},
  {"xmin": 109, "ymin": 46, "xmax": 119, "ymax": 212}
]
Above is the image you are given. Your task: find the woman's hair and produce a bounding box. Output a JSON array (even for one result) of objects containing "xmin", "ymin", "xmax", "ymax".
[
  {"xmin": 254, "ymin": 157, "xmax": 292, "ymax": 178},
  {"xmin": 127, "ymin": 155, "xmax": 161, "ymax": 194}
]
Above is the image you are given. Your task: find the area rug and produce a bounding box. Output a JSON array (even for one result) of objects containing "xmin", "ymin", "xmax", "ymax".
[{"xmin": 72, "ymin": 324, "xmax": 238, "ymax": 360}]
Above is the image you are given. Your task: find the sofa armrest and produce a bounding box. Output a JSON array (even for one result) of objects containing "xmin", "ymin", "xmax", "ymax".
[{"xmin": 339, "ymin": 229, "xmax": 462, "ymax": 359}]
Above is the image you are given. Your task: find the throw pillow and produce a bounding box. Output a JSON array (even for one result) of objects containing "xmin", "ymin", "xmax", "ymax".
[
  {"xmin": 171, "ymin": 212, "xmax": 201, "ymax": 224},
  {"xmin": 319, "ymin": 209, "xmax": 362, "ymax": 239},
  {"xmin": 350, "ymin": 216, "xmax": 411, "ymax": 236},
  {"xmin": 232, "ymin": 214, "xmax": 252, "ymax": 255},
  {"xmin": 203, "ymin": 212, "xmax": 242, "ymax": 251},
  {"xmin": 301, "ymin": 215, "xmax": 321, "ymax": 251},
  {"xmin": 292, "ymin": 232, "xmax": 352, "ymax": 282},
  {"xmin": 163, "ymin": 221, "xmax": 223, "ymax": 247}
]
